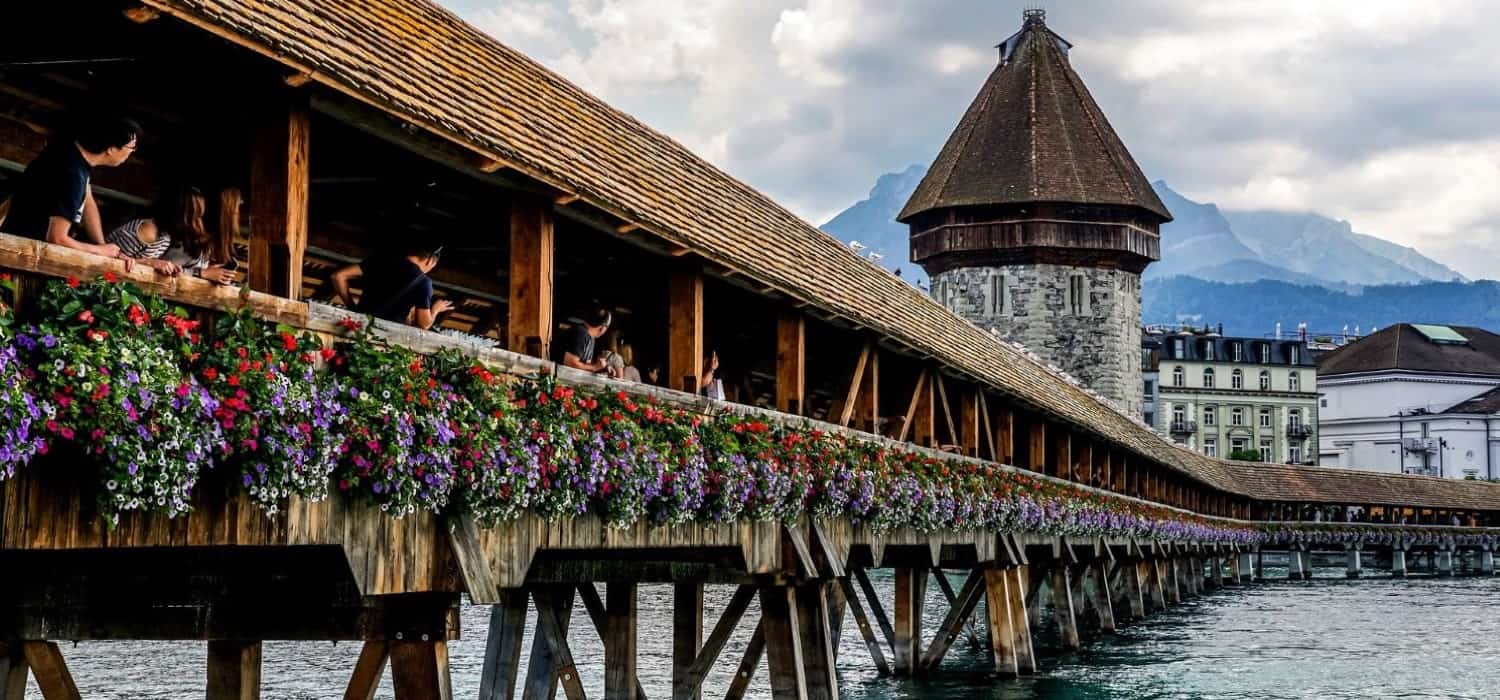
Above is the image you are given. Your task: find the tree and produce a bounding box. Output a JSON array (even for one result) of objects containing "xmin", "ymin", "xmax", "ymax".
[{"xmin": 1228, "ymin": 448, "xmax": 1262, "ymax": 462}]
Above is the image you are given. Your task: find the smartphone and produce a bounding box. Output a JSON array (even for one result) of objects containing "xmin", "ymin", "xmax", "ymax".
[{"xmin": 223, "ymin": 258, "xmax": 240, "ymax": 271}]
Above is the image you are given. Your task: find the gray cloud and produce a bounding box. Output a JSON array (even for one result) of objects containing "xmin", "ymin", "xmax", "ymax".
[{"xmin": 448, "ymin": 0, "xmax": 1500, "ymax": 279}]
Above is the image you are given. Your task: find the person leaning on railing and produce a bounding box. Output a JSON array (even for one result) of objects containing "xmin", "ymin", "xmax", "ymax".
[
  {"xmin": 553, "ymin": 307, "xmax": 618, "ymax": 378},
  {"xmin": 330, "ymin": 243, "xmax": 454, "ymax": 330},
  {"xmin": 105, "ymin": 185, "xmax": 237, "ymax": 284},
  {"xmin": 0, "ymin": 114, "xmax": 140, "ymax": 263}
]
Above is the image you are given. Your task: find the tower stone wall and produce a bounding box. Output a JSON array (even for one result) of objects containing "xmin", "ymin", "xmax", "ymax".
[{"xmin": 932, "ymin": 264, "xmax": 1143, "ymax": 417}]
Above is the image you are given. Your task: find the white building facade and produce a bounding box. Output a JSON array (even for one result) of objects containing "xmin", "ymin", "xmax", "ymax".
[
  {"xmin": 1148, "ymin": 330, "xmax": 1319, "ymax": 464},
  {"xmin": 1318, "ymin": 324, "xmax": 1500, "ymax": 479}
]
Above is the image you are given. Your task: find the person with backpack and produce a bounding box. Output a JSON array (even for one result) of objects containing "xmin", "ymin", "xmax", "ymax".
[{"xmin": 330, "ymin": 243, "xmax": 453, "ymax": 330}]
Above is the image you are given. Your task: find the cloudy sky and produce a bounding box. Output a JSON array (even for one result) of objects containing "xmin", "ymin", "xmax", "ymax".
[{"xmin": 438, "ymin": 0, "xmax": 1500, "ymax": 279}]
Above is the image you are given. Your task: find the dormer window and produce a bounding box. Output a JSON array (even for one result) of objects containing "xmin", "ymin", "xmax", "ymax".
[
  {"xmin": 1231, "ymin": 342, "xmax": 1244, "ymax": 362},
  {"xmin": 1259, "ymin": 343, "xmax": 1271, "ymax": 363},
  {"xmin": 1202, "ymin": 342, "xmax": 1216, "ymax": 361}
]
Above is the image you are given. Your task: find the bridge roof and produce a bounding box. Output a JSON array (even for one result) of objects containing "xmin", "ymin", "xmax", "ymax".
[
  {"xmin": 1225, "ymin": 461, "xmax": 1500, "ymax": 511},
  {"xmin": 140, "ymin": 0, "xmax": 1492, "ymax": 509}
]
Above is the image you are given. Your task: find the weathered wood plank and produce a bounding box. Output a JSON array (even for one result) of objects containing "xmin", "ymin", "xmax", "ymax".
[
  {"xmin": 206, "ymin": 640, "xmax": 262, "ymax": 700},
  {"xmin": 918, "ymin": 569, "xmax": 985, "ymax": 671},
  {"xmin": 724, "ymin": 621, "xmax": 765, "ymax": 700},
  {"xmin": 794, "ymin": 585, "xmax": 839, "ymax": 700},
  {"xmin": 508, "ymin": 196, "xmax": 555, "ymax": 357},
  {"xmin": 836, "ymin": 577, "xmax": 890, "ymax": 675},
  {"xmin": 676, "ymin": 585, "xmax": 754, "ymax": 700},
  {"xmin": 672, "ymin": 583, "xmax": 704, "ymax": 700},
  {"xmin": 21, "ymin": 642, "xmax": 80, "ymax": 700},
  {"xmin": 851, "ymin": 568, "xmax": 896, "ymax": 651},
  {"xmin": 449, "ymin": 515, "xmax": 501, "ymax": 604},
  {"xmin": 1006, "ymin": 567, "xmax": 1036, "ymax": 674},
  {"xmin": 776, "ymin": 313, "xmax": 806, "ymax": 415},
  {"xmin": 759, "ymin": 587, "xmax": 808, "ymax": 700},
  {"xmin": 1049, "ymin": 567, "xmax": 1080, "ymax": 649},
  {"xmin": 248, "ymin": 96, "xmax": 310, "ymax": 298},
  {"xmin": 669, "ymin": 270, "xmax": 705, "ymax": 393},
  {"xmin": 479, "ymin": 591, "xmax": 528, "ymax": 700},
  {"xmin": 0, "ymin": 643, "xmax": 28, "ymax": 700},
  {"xmin": 389, "ymin": 641, "xmax": 453, "ymax": 700},
  {"xmin": 892, "ymin": 568, "xmax": 925, "ymax": 675},
  {"xmin": 523, "ymin": 587, "xmax": 575, "ymax": 700},
  {"xmin": 838, "ymin": 343, "xmax": 871, "ymax": 428},
  {"xmin": 605, "ymin": 583, "xmax": 638, "ymax": 700}
]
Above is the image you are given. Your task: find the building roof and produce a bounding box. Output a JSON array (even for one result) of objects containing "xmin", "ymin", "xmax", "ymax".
[
  {"xmin": 1444, "ymin": 386, "xmax": 1500, "ymax": 415},
  {"xmin": 1224, "ymin": 461, "xmax": 1500, "ymax": 511},
  {"xmin": 143, "ymin": 0, "xmax": 1500, "ymax": 510},
  {"xmin": 1149, "ymin": 331, "xmax": 1315, "ymax": 368},
  {"xmin": 1318, "ymin": 324, "xmax": 1500, "ymax": 378},
  {"xmin": 897, "ymin": 13, "xmax": 1170, "ymax": 223}
]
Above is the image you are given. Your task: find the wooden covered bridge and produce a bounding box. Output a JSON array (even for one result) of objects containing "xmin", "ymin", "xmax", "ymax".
[{"xmin": 4, "ymin": 2, "xmax": 1500, "ymax": 699}]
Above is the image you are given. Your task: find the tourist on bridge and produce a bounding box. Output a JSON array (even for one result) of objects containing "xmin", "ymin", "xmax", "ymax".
[
  {"xmin": 554, "ymin": 307, "xmax": 618, "ymax": 378},
  {"xmin": 106, "ymin": 185, "xmax": 236, "ymax": 284},
  {"xmin": 330, "ymin": 243, "xmax": 454, "ymax": 330},
  {"xmin": 1, "ymin": 114, "xmax": 141, "ymax": 261}
]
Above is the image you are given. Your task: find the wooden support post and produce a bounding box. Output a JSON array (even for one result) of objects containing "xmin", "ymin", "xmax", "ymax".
[
  {"xmin": 1075, "ymin": 439, "xmax": 1092, "ymax": 485},
  {"xmin": 0, "ymin": 644, "xmax": 27, "ymax": 700},
  {"xmin": 933, "ymin": 374, "xmax": 960, "ymax": 448},
  {"xmin": 508, "ymin": 196, "xmax": 555, "ymax": 357},
  {"xmin": 1345, "ymin": 546, "xmax": 1363, "ymax": 579},
  {"xmin": 759, "ymin": 587, "xmax": 809, "ymax": 700},
  {"xmin": 794, "ymin": 585, "xmax": 839, "ymax": 700},
  {"xmin": 1145, "ymin": 559, "xmax": 1166, "ymax": 611},
  {"xmin": 672, "ymin": 583, "xmax": 704, "ymax": 700},
  {"xmin": 1006, "ymin": 567, "xmax": 1037, "ymax": 673},
  {"xmin": 480, "ymin": 590, "xmax": 529, "ymax": 700},
  {"xmin": 852, "ymin": 569, "xmax": 897, "ymax": 652},
  {"xmin": 248, "ymin": 96, "xmax": 310, "ymax": 298},
  {"xmin": 1027, "ymin": 421, "xmax": 1047, "ymax": 472},
  {"xmin": 15, "ymin": 643, "xmax": 79, "ymax": 700},
  {"xmin": 906, "ymin": 370, "xmax": 936, "ymax": 447},
  {"xmin": 1391, "ymin": 549, "xmax": 1408, "ymax": 578},
  {"xmin": 1126, "ymin": 562, "xmax": 1147, "ymax": 618},
  {"xmin": 1237, "ymin": 552, "xmax": 1254, "ymax": 583},
  {"xmin": 1438, "ymin": 548, "xmax": 1455, "ymax": 577},
  {"xmin": 1164, "ymin": 559, "xmax": 1182, "ymax": 604},
  {"xmin": 1053, "ymin": 430, "xmax": 1072, "ymax": 481},
  {"xmin": 724, "ymin": 622, "xmax": 766, "ymax": 700},
  {"xmin": 853, "ymin": 347, "xmax": 880, "ymax": 433},
  {"xmin": 605, "ymin": 583, "xmax": 639, "ymax": 700},
  {"xmin": 1202, "ymin": 557, "xmax": 1219, "ymax": 591},
  {"xmin": 837, "ymin": 578, "xmax": 891, "ymax": 675},
  {"xmin": 960, "ymin": 389, "xmax": 981, "ymax": 458},
  {"xmin": 1481, "ymin": 548, "xmax": 1495, "ymax": 575},
  {"xmin": 836, "ymin": 344, "xmax": 871, "ymax": 428},
  {"xmin": 669, "ymin": 269, "xmax": 705, "ymax": 393},
  {"xmin": 523, "ymin": 586, "xmax": 576, "ymax": 700},
  {"xmin": 390, "ymin": 641, "xmax": 453, "ymax": 700},
  {"xmin": 1090, "ymin": 564, "xmax": 1116, "ymax": 633},
  {"xmin": 892, "ymin": 568, "xmax": 926, "ymax": 675},
  {"xmin": 207, "ymin": 640, "xmax": 262, "ymax": 700},
  {"xmin": 776, "ymin": 314, "xmax": 806, "ymax": 415},
  {"xmin": 1048, "ymin": 567, "xmax": 1081, "ymax": 649},
  {"xmin": 674, "ymin": 585, "xmax": 755, "ymax": 700},
  {"xmin": 1287, "ymin": 549, "xmax": 1306, "ymax": 581},
  {"xmin": 345, "ymin": 642, "xmax": 390, "ymax": 700},
  {"xmin": 994, "ymin": 401, "xmax": 1014, "ymax": 464},
  {"xmin": 919, "ymin": 570, "xmax": 986, "ymax": 671}
]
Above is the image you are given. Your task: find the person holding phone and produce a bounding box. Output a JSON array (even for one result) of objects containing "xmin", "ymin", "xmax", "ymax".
[
  {"xmin": 109, "ymin": 185, "xmax": 236, "ymax": 284},
  {"xmin": 330, "ymin": 242, "xmax": 453, "ymax": 330}
]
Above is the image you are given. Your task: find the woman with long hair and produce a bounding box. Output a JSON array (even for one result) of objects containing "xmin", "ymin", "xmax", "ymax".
[{"xmin": 106, "ymin": 185, "xmax": 234, "ymax": 283}]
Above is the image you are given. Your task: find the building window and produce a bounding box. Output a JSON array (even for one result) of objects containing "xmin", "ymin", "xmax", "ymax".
[
  {"xmin": 1204, "ymin": 438, "xmax": 1217, "ymax": 458},
  {"xmin": 1289, "ymin": 409, "xmax": 1303, "ymax": 430},
  {"xmin": 1259, "ymin": 370, "xmax": 1271, "ymax": 391},
  {"xmin": 1231, "ymin": 342, "xmax": 1244, "ymax": 362},
  {"xmin": 1172, "ymin": 404, "xmax": 1185, "ymax": 426},
  {"xmin": 1172, "ymin": 366, "xmax": 1185, "ymax": 387},
  {"xmin": 1231, "ymin": 437, "xmax": 1248, "ymax": 453},
  {"xmin": 990, "ymin": 275, "xmax": 1007, "ymax": 315},
  {"xmin": 1259, "ymin": 407, "xmax": 1272, "ymax": 428},
  {"xmin": 1231, "ymin": 407, "xmax": 1245, "ymax": 426},
  {"xmin": 1231, "ymin": 369, "xmax": 1243, "ymax": 389},
  {"xmin": 1203, "ymin": 405, "xmax": 1217, "ymax": 426},
  {"xmin": 1290, "ymin": 446, "xmax": 1303, "ymax": 464},
  {"xmin": 1259, "ymin": 343, "xmax": 1271, "ymax": 363},
  {"xmin": 1289, "ymin": 345, "xmax": 1301, "ymax": 364},
  {"xmin": 1203, "ymin": 368, "xmax": 1215, "ymax": 389},
  {"xmin": 1143, "ymin": 379, "xmax": 1155, "ymax": 398},
  {"xmin": 1172, "ymin": 338, "xmax": 1185, "ymax": 357},
  {"xmin": 1141, "ymin": 348, "xmax": 1154, "ymax": 371},
  {"xmin": 1259, "ymin": 440, "xmax": 1273, "ymax": 462},
  {"xmin": 1202, "ymin": 341, "xmax": 1216, "ymax": 361},
  {"xmin": 1068, "ymin": 275, "xmax": 1089, "ymax": 315},
  {"xmin": 1144, "ymin": 411, "xmax": 1156, "ymax": 428},
  {"xmin": 1289, "ymin": 372, "xmax": 1301, "ymax": 392}
]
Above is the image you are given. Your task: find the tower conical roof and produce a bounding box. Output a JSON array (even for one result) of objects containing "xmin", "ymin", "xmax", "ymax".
[{"xmin": 898, "ymin": 12, "xmax": 1171, "ymax": 223}]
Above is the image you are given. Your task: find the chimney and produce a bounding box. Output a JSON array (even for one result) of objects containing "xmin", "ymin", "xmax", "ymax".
[{"xmin": 1275, "ymin": 322, "xmax": 1282, "ymax": 340}]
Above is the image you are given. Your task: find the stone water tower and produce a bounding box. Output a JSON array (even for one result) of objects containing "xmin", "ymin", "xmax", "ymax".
[{"xmin": 899, "ymin": 9, "xmax": 1171, "ymax": 418}]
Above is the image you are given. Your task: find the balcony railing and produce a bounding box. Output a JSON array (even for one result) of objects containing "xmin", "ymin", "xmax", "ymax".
[
  {"xmin": 1286, "ymin": 423, "xmax": 1314, "ymax": 439},
  {"xmin": 1170, "ymin": 420, "xmax": 1198, "ymax": 435}
]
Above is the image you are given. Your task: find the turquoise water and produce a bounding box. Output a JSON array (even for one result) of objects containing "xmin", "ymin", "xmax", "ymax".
[{"xmin": 25, "ymin": 568, "xmax": 1500, "ymax": 698}]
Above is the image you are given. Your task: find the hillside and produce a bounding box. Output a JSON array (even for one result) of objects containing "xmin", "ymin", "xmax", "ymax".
[{"xmin": 1145, "ymin": 277, "xmax": 1500, "ymax": 333}]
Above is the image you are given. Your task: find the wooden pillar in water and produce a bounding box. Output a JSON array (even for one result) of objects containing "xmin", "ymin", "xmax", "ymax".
[
  {"xmin": 1225, "ymin": 553, "xmax": 1241, "ymax": 586},
  {"xmin": 3, "ymin": 642, "xmax": 80, "ymax": 700},
  {"xmin": 1287, "ymin": 549, "xmax": 1306, "ymax": 581},
  {"xmin": 1048, "ymin": 567, "xmax": 1081, "ymax": 649},
  {"xmin": 984, "ymin": 567, "xmax": 1036, "ymax": 676},
  {"xmin": 1090, "ymin": 563, "xmax": 1116, "ymax": 633},
  {"xmin": 248, "ymin": 95, "xmax": 310, "ymax": 298},
  {"xmin": 1345, "ymin": 546, "xmax": 1363, "ymax": 579},
  {"xmin": 479, "ymin": 590, "xmax": 528, "ymax": 700},
  {"xmin": 1391, "ymin": 549, "xmax": 1408, "ymax": 578},
  {"xmin": 1165, "ymin": 559, "xmax": 1183, "ymax": 604},
  {"xmin": 893, "ymin": 568, "xmax": 927, "ymax": 674},
  {"xmin": 1202, "ymin": 556, "xmax": 1219, "ymax": 592},
  {"xmin": 1437, "ymin": 548, "xmax": 1455, "ymax": 577},
  {"xmin": 207, "ymin": 640, "xmax": 262, "ymax": 700},
  {"xmin": 1238, "ymin": 552, "xmax": 1254, "ymax": 583},
  {"xmin": 1124, "ymin": 561, "xmax": 1147, "ymax": 618},
  {"xmin": 390, "ymin": 641, "xmax": 453, "ymax": 700},
  {"xmin": 669, "ymin": 269, "xmax": 705, "ymax": 393},
  {"xmin": 605, "ymin": 583, "xmax": 639, "ymax": 700},
  {"xmin": 673, "ymin": 583, "xmax": 705, "ymax": 700},
  {"xmin": 508, "ymin": 197, "xmax": 555, "ymax": 357},
  {"xmin": 1, "ymin": 643, "xmax": 27, "ymax": 700},
  {"xmin": 1482, "ymin": 547, "xmax": 1496, "ymax": 575}
]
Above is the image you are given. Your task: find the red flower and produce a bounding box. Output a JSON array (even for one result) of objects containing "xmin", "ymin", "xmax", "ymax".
[
  {"xmin": 280, "ymin": 332, "xmax": 298, "ymax": 351},
  {"xmin": 337, "ymin": 317, "xmax": 364, "ymax": 332},
  {"xmin": 320, "ymin": 347, "xmax": 336, "ymax": 362},
  {"xmin": 66, "ymin": 276, "xmax": 80, "ymax": 288},
  {"xmin": 127, "ymin": 304, "xmax": 149, "ymax": 326},
  {"xmin": 101, "ymin": 271, "xmax": 119, "ymax": 283},
  {"xmin": 77, "ymin": 310, "xmax": 94, "ymax": 324}
]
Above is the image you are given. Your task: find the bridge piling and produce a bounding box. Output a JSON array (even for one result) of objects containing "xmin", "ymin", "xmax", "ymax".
[
  {"xmin": 1238, "ymin": 552, "xmax": 1255, "ymax": 583},
  {"xmin": 1345, "ymin": 546, "xmax": 1363, "ymax": 579},
  {"xmin": 1437, "ymin": 549, "xmax": 1455, "ymax": 577},
  {"xmin": 1482, "ymin": 548, "xmax": 1496, "ymax": 576}
]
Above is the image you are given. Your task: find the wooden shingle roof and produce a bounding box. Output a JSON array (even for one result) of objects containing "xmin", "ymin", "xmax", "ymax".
[
  {"xmin": 142, "ymin": 0, "xmax": 1500, "ymax": 510},
  {"xmin": 897, "ymin": 15, "xmax": 1170, "ymax": 223},
  {"xmin": 1224, "ymin": 461, "xmax": 1500, "ymax": 511}
]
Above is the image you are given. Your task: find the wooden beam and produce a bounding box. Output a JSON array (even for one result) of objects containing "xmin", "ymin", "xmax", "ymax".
[
  {"xmin": 576, "ymin": 585, "xmax": 648, "ymax": 700},
  {"xmin": 934, "ymin": 374, "xmax": 960, "ymax": 448},
  {"xmin": 523, "ymin": 587, "xmax": 574, "ymax": 700},
  {"xmin": 759, "ymin": 587, "xmax": 808, "ymax": 700},
  {"xmin": 837, "ymin": 343, "xmax": 872, "ymax": 428},
  {"xmin": 918, "ymin": 570, "xmax": 986, "ymax": 671},
  {"xmin": 554, "ymin": 193, "xmax": 582, "ymax": 206},
  {"xmin": 994, "ymin": 402, "xmax": 1014, "ymax": 465},
  {"xmin": 1028, "ymin": 421, "xmax": 1047, "ymax": 472},
  {"xmin": 724, "ymin": 622, "xmax": 765, "ymax": 700},
  {"xmin": 248, "ymin": 96, "xmax": 310, "ymax": 298},
  {"xmin": 389, "ymin": 641, "xmax": 453, "ymax": 700},
  {"xmin": 605, "ymin": 583, "xmax": 638, "ymax": 700},
  {"xmin": 344, "ymin": 642, "xmax": 390, "ymax": 700},
  {"xmin": 123, "ymin": 5, "xmax": 161, "ymax": 22},
  {"xmin": 978, "ymin": 393, "xmax": 998, "ymax": 462},
  {"xmin": 478, "ymin": 158, "xmax": 509, "ymax": 174},
  {"xmin": 893, "ymin": 568, "xmax": 926, "ymax": 675},
  {"xmin": 207, "ymin": 640, "xmax": 262, "ymax": 700},
  {"xmin": 853, "ymin": 346, "xmax": 880, "ymax": 433},
  {"xmin": 675, "ymin": 585, "xmax": 755, "ymax": 700},
  {"xmin": 284, "ymin": 72, "xmax": 315, "ymax": 88},
  {"xmin": 672, "ymin": 583, "xmax": 703, "ymax": 700},
  {"xmin": 1049, "ymin": 567, "xmax": 1081, "ymax": 649},
  {"xmin": 776, "ymin": 313, "xmax": 806, "ymax": 415},
  {"xmin": 1053, "ymin": 429, "xmax": 1072, "ymax": 481},
  {"xmin": 793, "ymin": 585, "xmax": 839, "ymax": 699},
  {"xmin": 22, "ymin": 642, "xmax": 80, "ymax": 700},
  {"xmin": 836, "ymin": 578, "xmax": 890, "ymax": 675},
  {"xmin": 852, "ymin": 568, "xmax": 897, "ymax": 652},
  {"xmin": 616, "ymin": 222, "xmax": 642, "ymax": 234},
  {"xmin": 897, "ymin": 370, "xmax": 928, "ymax": 444},
  {"xmin": 668, "ymin": 269, "xmax": 705, "ymax": 393},
  {"xmin": 1090, "ymin": 563, "xmax": 1116, "ymax": 633},
  {"xmin": 1075, "ymin": 439, "xmax": 1092, "ymax": 484},
  {"xmin": 478, "ymin": 591, "xmax": 528, "ymax": 700},
  {"xmin": 508, "ymin": 196, "xmax": 555, "ymax": 358},
  {"xmin": 0, "ymin": 643, "xmax": 27, "ymax": 700},
  {"xmin": 960, "ymin": 388, "xmax": 981, "ymax": 458}
]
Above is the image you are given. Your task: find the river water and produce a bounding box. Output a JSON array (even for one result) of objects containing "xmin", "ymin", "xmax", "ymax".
[{"xmin": 24, "ymin": 566, "xmax": 1500, "ymax": 699}]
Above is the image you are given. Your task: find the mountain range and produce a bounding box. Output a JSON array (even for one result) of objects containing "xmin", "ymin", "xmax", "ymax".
[{"xmin": 820, "ymin": 166, "xmax": 1481, "ymax": 333}]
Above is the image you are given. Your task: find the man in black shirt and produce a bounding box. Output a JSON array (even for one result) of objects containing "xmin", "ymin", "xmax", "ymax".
[
  {"xmin": 554, "ymin": 307, "xmax": 616, "ymax": 377},
  {"xmin": 3, "ymin": 115, "xmax": 141, "ymax": 259},
  {"xmin": 330, "ymin": 243, "xmax": 454, "ymax": 329}
]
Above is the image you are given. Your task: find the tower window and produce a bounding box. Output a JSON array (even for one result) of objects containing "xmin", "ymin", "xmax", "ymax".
[
  {"xmin": 1068, "ymin": 275, "xmax": 1089, "ymax": 315},
  {"xmin": 991, "ymin": 274, "xmax": 1008, "ymax": 315}
]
